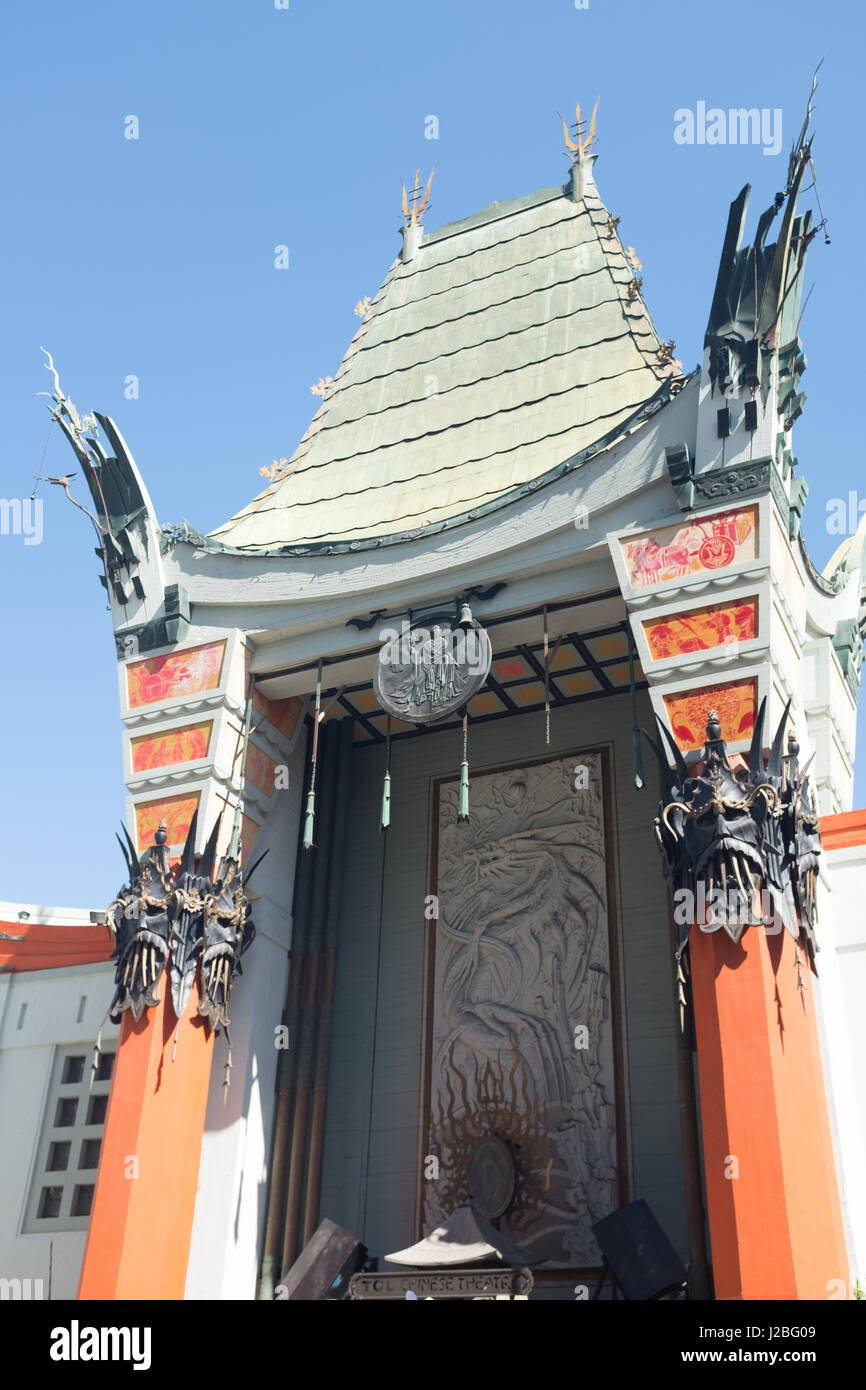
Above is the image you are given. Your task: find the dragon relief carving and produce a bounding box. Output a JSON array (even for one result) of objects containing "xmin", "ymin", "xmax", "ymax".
[{"xmin": 426, "ymin": 755, "xmax": 618, "ymax": 1267}]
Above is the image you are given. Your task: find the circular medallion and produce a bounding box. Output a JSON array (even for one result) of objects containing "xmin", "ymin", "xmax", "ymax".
[
  {"xmin": 373, "ymin": 612, "xmax": 492, "ymax": 724},
  {"xmin": 467, "ymin": 1136, "xmax": 518, "ymax": 1220},
  {"xmin": 698, "ymin": 535, "xmax": 735, "ymax": 569}
]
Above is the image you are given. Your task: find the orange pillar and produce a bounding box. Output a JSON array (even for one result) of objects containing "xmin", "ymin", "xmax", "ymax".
[
  {"xmin": 691, "ymin": 922, "xmax": 849, "ymax": 1299},
  {"xmin": 78, "ymin": 983, "xmax": 214, "ymax": 1300}
]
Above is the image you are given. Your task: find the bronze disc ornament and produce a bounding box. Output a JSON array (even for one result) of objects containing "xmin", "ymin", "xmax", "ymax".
[
  {"xmin": 373, "ymin": 610, "xmax": 492, "ymax": 725},
  {"xmin": 466, "ymin": 1136, "xmax": 519, "ymax": 1220}
]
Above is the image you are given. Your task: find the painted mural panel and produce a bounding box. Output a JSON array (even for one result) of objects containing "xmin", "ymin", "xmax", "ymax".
[
  {"xmin": 244, "ymin": 742, "xmax": 278, "ymax": 798},
  {"xmin": 663, "ymin": 677, "xmax": 757, "ymax": 750},
  {"xmin": 644, "ymin": 597, "xmax": 757, "ymax": 661},
  {"xmin": 427, "ymin": 752, "xmax": 617, "ymax": 1267},
  {"xmin": 252, "ymin": 689, "xmax": 303, "ymax": 741},
  {"xmin": 134, "ymin": 792, "xmax": 200, "ymax": 850},
  {"xmin": 126, "ymin": 641, "xmax": 226, "ymax": 708},
  {"xmin": 130, "ymin": 721, "xmax": 213, "ymax": 772},
  {"xmin": 620, "ymin": 507, "xmax": 757, "ymax": 588}
]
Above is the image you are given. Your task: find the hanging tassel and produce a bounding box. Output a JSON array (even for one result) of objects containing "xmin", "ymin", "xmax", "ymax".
[
  {"xmin": 543, "ymin": 604, "xmax": 551, "ymax": 747},
  {"xmin": 303, "ymin": 659, "xmax": 323, "ymax": 850},
  {"xmin": 229, "ymin": 684, "xmax": 254, "ymax": 862},
  {"xmin": 223, "ymin": 1033, "xmax": 233, "ymax": 1105},
  {"xmin": 458, "ymin": 713, "xmax": 470, "ymax": 823},
  {"xmin": 88, "ymin": 1023, "xmax": 105, "ymax": 1093},
  {"xmin": 628, "ymin": 626, "xmax": 644, "ymax": 790},
  {"xmin": 302, "ymin": 786, "xmax": 316, "ymax": 850},
  {"xmin": 381, "ymin": 717, "xmax": 392, "ymax": 830}
]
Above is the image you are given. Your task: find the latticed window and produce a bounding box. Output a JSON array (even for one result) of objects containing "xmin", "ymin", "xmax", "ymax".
[{"xmin": 24, "ymin": 1044, "xmax": 115, "ymax": 1232}]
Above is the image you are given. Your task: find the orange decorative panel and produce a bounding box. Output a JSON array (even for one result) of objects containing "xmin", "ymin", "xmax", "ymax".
[
  {"xmin": 130, "ymin": 722, "xmax": 213, "ymax": 772},
  {"xmin": 557, "ymin": 671, "xmax": 600, "ymax": 697},
  {"xmin": 252, "ymin": 689, "xmax": 303, "ymax": 740},
  {"xmin": 244, "ymin": 743, "xmax": 278, "ymax": 798},
  {"xmin": 135, "ymin": 793, "xmax": 201, "ymax": 850},
  {"xmin": 509, "ymin": 682, "xmax": 546, "ymax": 707},
  {"xmin": 605, "ymin": 663, "xmax": 638, "ymax": 687},
  {"xmin": 644, "ymin": 598, "xmax": 757, "ymax": 661},
  {"xmin": 586, "ymin": 632, "xmax": 629, "ymax": 661},
  {"xmin": 663, "ymin": 679, "xmax": 757, "ymax": 751},
  {"xmin": 126, "ymin": 642, "xmax": 226, "ymax": 709},
  {"xmin": 369, "ymin": 714, "xmax": 413, "ymax": 736},
  {"xmin": 467, "ymin": 692, "xmax": 502, "ymax": 716},
  {"xmin": 621, "ymin": 507, "xmax": 757, "ymax": 588},
  {"xmin": 241, "ymin": 815, "xmax": 259, "ymax": 867}
]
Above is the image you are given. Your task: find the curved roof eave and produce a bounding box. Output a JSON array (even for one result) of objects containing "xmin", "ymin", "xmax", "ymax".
[{"xmin": 161, "ymin": 369, "xmax": 695, "ymax": 562}]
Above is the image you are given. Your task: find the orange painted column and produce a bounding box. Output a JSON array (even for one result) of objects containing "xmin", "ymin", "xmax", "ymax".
[
  {"xmin": 691, "ymin": 921, "xmax": 849, "ymax": 1300},
  {"xmin": 78, "ymin": 983, "xmax": 214, "ymax": 1300}
]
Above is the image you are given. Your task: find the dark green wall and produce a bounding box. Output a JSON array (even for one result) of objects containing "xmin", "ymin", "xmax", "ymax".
[{"xmin": 318, "ymin": 690, "xmax": 691, "ymax": 1272}]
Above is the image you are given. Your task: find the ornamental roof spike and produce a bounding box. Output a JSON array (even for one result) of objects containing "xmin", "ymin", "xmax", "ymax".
[
  {"xmin": 558, "ymin": 96, "xmax": 598, "ymax": 167},
  {"xmin": 705, "ymin": 64, "xmax": 827, "ymax": 393},
  {"xmin": 400, "ymin": 166, "xmax": 435, "ymax": 227}
]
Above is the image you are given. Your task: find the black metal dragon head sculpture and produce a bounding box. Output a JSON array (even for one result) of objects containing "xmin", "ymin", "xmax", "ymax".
[
  {"xmin": 108, "ymin": 813, "xmax": 266, "ymax": 1081},
  {"xmin": 644, "ymin": 699, "xmax": 820, "ymax": 969}
]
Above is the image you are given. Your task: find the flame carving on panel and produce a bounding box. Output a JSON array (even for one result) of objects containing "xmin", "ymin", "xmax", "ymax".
[{"xmin": 430, "ymin": 1044, "xmax": 553, "ymax": 1227}]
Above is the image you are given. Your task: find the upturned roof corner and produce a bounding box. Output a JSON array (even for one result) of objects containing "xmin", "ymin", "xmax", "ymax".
[{"xmin": 705, "ymin": 66, "xmax": 828, "ymax": 409}]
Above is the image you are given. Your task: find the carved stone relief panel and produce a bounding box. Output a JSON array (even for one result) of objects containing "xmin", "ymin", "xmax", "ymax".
[{"xmin": 425, "ymin": 752, "xmax": 618, "ymax": 1267}]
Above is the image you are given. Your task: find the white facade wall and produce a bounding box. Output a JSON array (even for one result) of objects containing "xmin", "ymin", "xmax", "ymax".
[
  {"xmin": 818, "ymin": 843, "xmax": 866, "ymax": 1289},
  {"xmin": 0, "ymin": 927, "xmax": 118, "ymax": 1301},
  {"xmin": 185, "ymin": 724, "xmax": 307, "ymax": 1299}
]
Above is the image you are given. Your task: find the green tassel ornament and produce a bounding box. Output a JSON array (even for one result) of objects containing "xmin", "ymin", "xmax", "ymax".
[
  {"xmin": 303, "ymin": 659, "xmax": 323, "ymax": 849},
  {"xmin": 458, "ymin": 713, "xmax": 470, "ymax": 823},
  {"xmin": 381, "ymin": 717, "xmax": 392, "ymax": 831}
]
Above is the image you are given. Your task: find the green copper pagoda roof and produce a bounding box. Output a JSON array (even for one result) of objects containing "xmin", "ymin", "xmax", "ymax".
[{"xmin": 210, "ymin": 160, "xmax": 682, "ymax": 551}]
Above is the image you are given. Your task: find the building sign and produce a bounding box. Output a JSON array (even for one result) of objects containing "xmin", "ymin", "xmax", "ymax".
[{"xmin": 349, "ymin": 1268, "xmax": 533, "ymax": 1300}]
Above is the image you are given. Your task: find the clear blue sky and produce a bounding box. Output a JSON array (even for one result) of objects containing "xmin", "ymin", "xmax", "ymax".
[{"xmin": 1, "ymin": 0, "xmax": 864, "ymax": 907}]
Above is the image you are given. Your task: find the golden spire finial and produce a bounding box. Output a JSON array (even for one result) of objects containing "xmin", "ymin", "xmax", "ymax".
[
  {"xmin": 558, "ymin": 97, "xmax": 599, "ymax": 166},
  {"xmin": 401, "ymin": 167, "xmax": 435, "ymax": 226}
]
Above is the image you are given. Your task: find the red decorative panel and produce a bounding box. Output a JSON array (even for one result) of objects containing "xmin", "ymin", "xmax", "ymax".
[
  {"xmin": 663, "ymin": 679, "xmax": 757, "ymax": 751},
  {"xmin": 126, "ymin": 641, "xmax": 226, "ymax": 708},
  {"xmin": 621, "ymin": 507, "xmax": 757, "ymax": 588},
  {"xmin": 135, "ymin": 793, "xmax": 201, "ymax": 850},
  {"xmin": 244, "ymin": 743, "xmax": 277, "ymax": 798},
  {"xmin": 644, "ymin": 598, "xmax": 757, "ymax": 661},
  {"xmin": 130, "ymin": 722, "xmax": 213, "ymax": 772},
  {"xmin": 241, "ymin": 814, "xmax": 259, "ymax": 867},
  {"xmin": 252, "ymin": 690, "xmax": 303, "ymax": 740},
  {"xmin": 493, "ymin": 657, "xmax": 531, "ymax": 681}
]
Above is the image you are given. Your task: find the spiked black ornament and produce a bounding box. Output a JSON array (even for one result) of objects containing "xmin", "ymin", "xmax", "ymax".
[
  {"xmin": 106, "ymin": 814, "xmax": 267, "ymax": 1043},
  {"xmin": 643, "ymin": 699, "xmax": 821, "ymax": 969},
  {"xmin": 108, "ymin": 820, "xmax": 173, "ymax": 1022}
]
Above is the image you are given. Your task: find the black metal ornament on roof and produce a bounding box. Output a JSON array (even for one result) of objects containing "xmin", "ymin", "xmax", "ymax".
[
  {"xmin": 109, "ymin": 812, "xmax": 266, "ymax": 1086},
  {"xmin": 644, "ymin": 699, "xmax": 820, "ymax": 968},
  {"xmin": 372, "ymin": 607, "xmax": 492, "ymax": 725}
]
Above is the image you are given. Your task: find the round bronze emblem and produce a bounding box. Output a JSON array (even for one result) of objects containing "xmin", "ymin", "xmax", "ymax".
[
  {"xmin": 466, "ymin": 1136, "xmax": 518, "ymax": 1220},
  {"xmin": 373, "ymin": 612, "xmax": 492, "ymax": 725}
]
